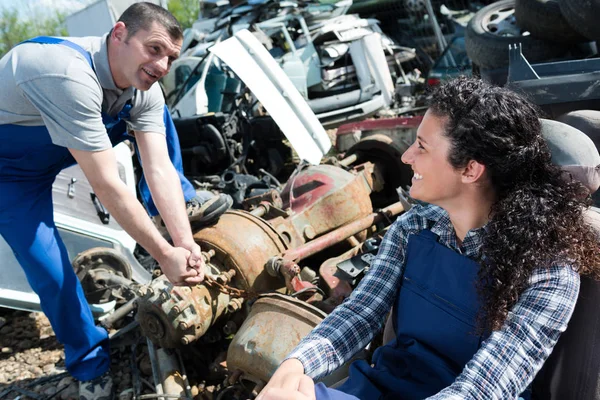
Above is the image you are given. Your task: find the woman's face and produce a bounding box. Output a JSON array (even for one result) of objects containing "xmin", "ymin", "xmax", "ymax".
[{"xmin": 401, "ymin": 111, "xmax": 465, "ymax": 206}]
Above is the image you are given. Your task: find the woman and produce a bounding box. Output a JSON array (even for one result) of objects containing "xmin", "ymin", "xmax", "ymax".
[{"xmin": 257, "ymin": 77, "xmax": 600, "ymax": 400}]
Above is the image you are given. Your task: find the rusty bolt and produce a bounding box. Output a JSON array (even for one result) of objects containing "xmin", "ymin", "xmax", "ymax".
[
  {"xmin": 136, "ymin": 287, "xmax": 147, "ymax": 297},
  {"xmin": 226, "ymin": 298, "xmax": 244, "ymax": 314},
  {"xmin": 223, "ymin": 269, "xmax": 237, "ymax": 281},
  {"xmin": 265, "ymin": 257, "xmax": 283, "ymax": 277},
  {"xmin": 159, "ymin": 290, "xmax": 170, "ymax": 302},
  {"xmin": 172, "ymin": 301, "xmax": 191, "ymax": 315},
  {"xmin": 202, "ymin": 249, "xmax": 216, "ymax": 263},
  {"xmin": 251, "ymin": 381, "xmax": 266, "ymax": 398},
  {"xmin": 216, "ymin": 269, "xmax": 237, "ymax": 284},
  {"xmin": 178, "ymin": 321, "xmax": 189, "ymax": 330},
  {"xmin": 303, "ymin": 225, "xmax": 316, "ymax": 240}
]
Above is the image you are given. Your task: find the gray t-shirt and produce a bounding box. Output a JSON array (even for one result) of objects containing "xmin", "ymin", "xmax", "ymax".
[{"xmin": 0, "ymin": 34, "xmax": 166, "ymax": 151}]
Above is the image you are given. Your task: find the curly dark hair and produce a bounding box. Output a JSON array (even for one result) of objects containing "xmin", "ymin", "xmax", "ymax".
[{"xmin": 428, "ymin": 77, "xmax": 600, "ymax": 331}]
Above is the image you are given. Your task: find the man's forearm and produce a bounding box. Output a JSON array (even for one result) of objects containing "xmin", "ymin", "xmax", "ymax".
[
  {"xmin": 93, "ymin": 178, "xmax": 172, "ymax": 262},
  {"xmin": 144, "ymin": 163, "xmax": 195, "ymax": 247}
]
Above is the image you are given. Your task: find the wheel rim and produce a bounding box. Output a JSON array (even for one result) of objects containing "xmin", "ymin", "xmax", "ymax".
[{"xmin": 481, "ymin": 6, "xmax": 528, "ymax": 37}]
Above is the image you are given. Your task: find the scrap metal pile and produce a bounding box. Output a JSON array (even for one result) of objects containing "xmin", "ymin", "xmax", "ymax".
[{"xmin": 164, "ymin": 0, "xmax": 420, "ymax": 129}]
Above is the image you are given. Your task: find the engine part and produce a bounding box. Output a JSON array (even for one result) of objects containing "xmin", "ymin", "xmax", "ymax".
[
  {"xmin": 137, "ymin": 166, "xmax": 397, "ymax": 348},
  {"xmin": 272, "ymin": 164, "xmax": 374, "ymax": 248},
  {"xmin": 227, "ymin": 293, "xmax": 327, "ymax": 383},
  {"xmin": 73, "ymin": 247, "xmax": 134, "ymax": 305},
  {"xmin": 280, "ymin": 201, "xmax": 404, "ymax": 263},
  {"xmin": 136, "ymin": 211, "xmax": 287, "ymax": 348},
  {"xmin": 147, "ymin": 339, "xmax": 191, "ymax": 399}
]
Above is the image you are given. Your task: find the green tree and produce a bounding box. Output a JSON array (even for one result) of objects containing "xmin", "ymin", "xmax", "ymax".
[
  {"xmin": 0, "ymin": 8, "xmax": 67, "ymax": 59},
  {"xmin": 168, "ymin": 0, "xmax": 200, "ymax": 30}
]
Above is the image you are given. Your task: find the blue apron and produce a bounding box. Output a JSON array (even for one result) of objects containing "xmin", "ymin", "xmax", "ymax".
[
  {"xmin": 0, "ymin": 36, "xmax": 193, "ymax": 381},
  {"xmin": 314, "ymin": 230, "xmax": 485, "ymax": 399}
]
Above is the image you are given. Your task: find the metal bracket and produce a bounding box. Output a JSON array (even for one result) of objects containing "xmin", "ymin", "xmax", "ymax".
[{"xmin": 507, "ymin": 43, "xmax": 539, "ymax": 83}]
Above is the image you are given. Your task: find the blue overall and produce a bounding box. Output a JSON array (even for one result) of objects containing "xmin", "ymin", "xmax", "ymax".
[
  {"xmin": 0, "ymin": 36, "xmax": 194, "ymax": 380},
  {"xmin": 314, "ymin": 230, "xmax": 485, "ymax": 400}
]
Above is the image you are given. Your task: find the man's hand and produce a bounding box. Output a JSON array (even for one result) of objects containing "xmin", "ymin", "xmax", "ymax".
[
  {"xmin": 256, "ymin": 359, "xmax": 315, "ymax": 400},
  {"xmin": 180, "ymin": 241, "xmax": 206, "ymax": 281},
  {"xmin": 158, "ymin": 246, "xmax": 204, "ymax": 286}
]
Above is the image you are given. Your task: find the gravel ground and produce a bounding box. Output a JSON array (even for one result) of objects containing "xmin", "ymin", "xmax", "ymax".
[
  {"xmin": 0, "ymin": 308, "xmax": 229, "ymax": 400},
  {"xmin": 0, "ymin": 308, "xmax": 154, "ymax": 400}
]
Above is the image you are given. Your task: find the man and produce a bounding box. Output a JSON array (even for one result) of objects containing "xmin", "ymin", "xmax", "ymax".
[{"xmin": 0, "ymin": 2, "xmax": 217, "ymax": 398}]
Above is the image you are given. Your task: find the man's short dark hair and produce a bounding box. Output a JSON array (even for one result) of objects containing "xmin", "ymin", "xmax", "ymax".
[{"xmin": 118, "ymin": 2, "xmax": 183, "ymax": 42}]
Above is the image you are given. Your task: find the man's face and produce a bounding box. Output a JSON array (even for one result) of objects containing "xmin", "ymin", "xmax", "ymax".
[
  {"xmin": 401, "ymin": 111, "xmax": 464, "ymax": 207},
  {"xmin": 113, "ymin": 21, "xmax": 182, "ymax": 91}
]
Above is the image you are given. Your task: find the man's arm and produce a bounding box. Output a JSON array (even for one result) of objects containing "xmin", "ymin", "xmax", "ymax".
[
  {"xmin": 133, "ymin": 130, "xmax": 204, "ymax": 272},
  {"xmin": 69, "ymin": 146, "xmax": 203, "ymax": 286}
]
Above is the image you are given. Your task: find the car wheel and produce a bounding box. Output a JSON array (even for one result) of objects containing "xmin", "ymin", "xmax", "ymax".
[
  {"xmin": 560, "ymin": 0, "xmax": 600, "ymax": 41},
  {"xmin": 515, "ymin": 0, "xmax": 588, "ymax": 43},
  {"xmin": 465, "ymin": 0, "xmax": 568, "ymax": 69}
]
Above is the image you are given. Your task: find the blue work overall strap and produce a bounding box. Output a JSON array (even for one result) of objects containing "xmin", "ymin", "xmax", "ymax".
[
  {"xmin": 317, "ymin": 230, "xmax": 483, "ymax": 400},
  {"xmin": 17, "ymin": 36, "xmax": 134, "ymax": 169}
]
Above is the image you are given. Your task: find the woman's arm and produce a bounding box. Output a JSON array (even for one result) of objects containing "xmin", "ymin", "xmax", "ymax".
[
  {"xmin": 285, "ymin": 219, "xmax": 408, "ymax": 380},
  {"xmin": 428, "ymin": 265, "xmax": 580, "ymax": 399}
]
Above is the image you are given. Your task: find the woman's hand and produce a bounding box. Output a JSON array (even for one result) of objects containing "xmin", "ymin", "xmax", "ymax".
[{"xmin": 256, "ymin": 359, "xmax": 316, "ymax": 400}]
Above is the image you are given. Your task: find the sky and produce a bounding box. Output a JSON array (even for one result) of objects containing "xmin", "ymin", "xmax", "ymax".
[{"xmin": 0, "ymin": 0, "xmax": 96, "ymax": 17}]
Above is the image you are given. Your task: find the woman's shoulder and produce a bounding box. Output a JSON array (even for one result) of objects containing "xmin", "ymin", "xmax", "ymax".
[{"xmin": 392, "ymin": 202, "xmax": 445, "ymax": 235}]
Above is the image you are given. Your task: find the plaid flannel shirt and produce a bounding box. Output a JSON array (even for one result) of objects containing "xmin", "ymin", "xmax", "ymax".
[{"xmin": 286, "ymin": 203, "xmax": 580, "ymax": 399}]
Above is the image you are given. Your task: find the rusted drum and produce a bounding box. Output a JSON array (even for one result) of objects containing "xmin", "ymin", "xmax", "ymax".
[
  {"xmin": 193, "ymin": 210, "xmax": 288, "ymax": 291},
  {"xmin": 227, "ymin": 293, "xmax": 327, "ymax": 382},
  {"xmin": 137, "ymin": 210, "xmax": 288, "ymax": 348}
]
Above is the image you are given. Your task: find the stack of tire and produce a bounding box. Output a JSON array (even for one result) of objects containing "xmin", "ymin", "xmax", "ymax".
[{"xmin": 465, "ymin": 0, "xmax": 599, "ymax": 71}]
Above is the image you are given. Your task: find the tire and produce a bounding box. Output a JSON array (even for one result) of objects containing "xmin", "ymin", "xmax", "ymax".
[
  {"xmin": 560, "ymin": 0, "xmax": 600, "ymax": 41},
  {"xmin": 514, "ymin": 0, "xmax": 588, "ymax": 43},
  {"xmin": 465, "ymin": 0, "xmax": 569, "ymax": 69}
]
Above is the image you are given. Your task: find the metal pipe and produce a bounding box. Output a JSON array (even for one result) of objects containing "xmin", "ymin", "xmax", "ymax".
[
  {"xmin": 282, "ymin": 202, "xmax": 404, "ymax": 262},
  {"xmin": 147, "ymin": 339, "xmax": 165, "ymax": 398},
  {"xmin": 339, "ymin": 153, "xmax": 359, "ymax": 167},
  {"xmin": 100, "ymin": 298, "xmax": 136, "ymax": 329},
  {"xmin": 250, "ymin": 204, "xmax": 268, "ymax": 217},
  {"xmin": 346, "ymin": 235, "xmax": 360, "ymax": 248},
  {"xmin": 424, "ymin": 0, "xmax": 448, "ymax": 57}
]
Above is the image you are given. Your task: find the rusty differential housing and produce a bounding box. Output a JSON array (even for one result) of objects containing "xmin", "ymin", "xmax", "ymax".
[
  {"xmin": 136, "ymin": 165, "xmax": 376, "ymax": 348},
  {"xmin": 136, "ymin": 210, "xmax": 288, "ymax": 348}
]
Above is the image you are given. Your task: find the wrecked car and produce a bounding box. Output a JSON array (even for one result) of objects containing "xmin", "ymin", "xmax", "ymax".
[{"xmin": 162, "ymin": 0, "xmax": 419, "ymax": 128}]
